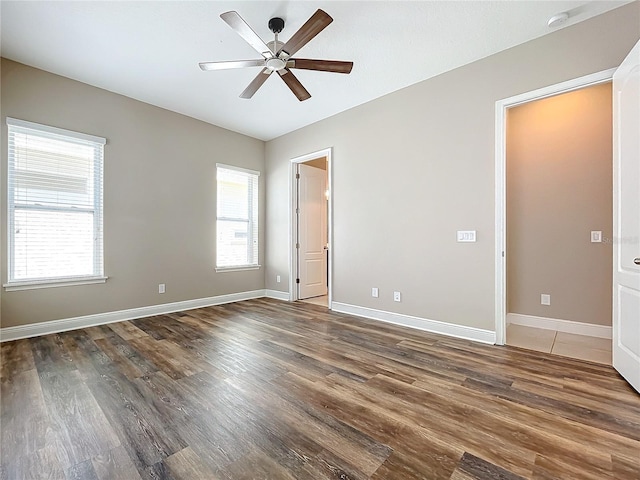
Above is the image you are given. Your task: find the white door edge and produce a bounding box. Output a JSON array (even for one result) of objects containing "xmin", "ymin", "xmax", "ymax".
[{"xmin": 612, "ymin": 40, "xmax": 640, "ymax": 393}]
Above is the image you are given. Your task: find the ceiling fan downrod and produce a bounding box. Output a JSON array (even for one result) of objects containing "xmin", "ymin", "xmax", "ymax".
[{"xmin": 266, "ymin": 17, "xmax": 287, "ymax": 71}]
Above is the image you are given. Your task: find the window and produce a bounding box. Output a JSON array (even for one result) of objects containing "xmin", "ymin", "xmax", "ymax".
[
  {"xmin": 5, "ymin": 118, "xmax": 106, "ymax": 290},
  {"xmin": 216, "ymin": 164, "xmax": 259, "ymax": 270}
]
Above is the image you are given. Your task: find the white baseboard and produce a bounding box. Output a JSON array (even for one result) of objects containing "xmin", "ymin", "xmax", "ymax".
[
  {"xmin": 331, "ymin": 302, "xmax": 496, "ymax": 345},
  {"xmin": 0, "ymin": 289, "xmax": 267, "ymax": 343},
  {"xmin": 0, "ymin": 290, "xmax": 499, "ymax": 345},
  {"xmin": 507, "ymin": 313, "xmax": 611, "ymax": 339},
  {"xmin": 264, "ymin": 289, "xmax": 290, "ymax": 301}
]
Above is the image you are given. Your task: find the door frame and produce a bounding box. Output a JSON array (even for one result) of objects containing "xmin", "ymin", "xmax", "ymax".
[
  {"xmin": 494, "ymin": 68, "xmax": 616, "ymax": 345},
  {"xmin": 289, "ymin": 148, "xmax": 333, "ymax": 307}
]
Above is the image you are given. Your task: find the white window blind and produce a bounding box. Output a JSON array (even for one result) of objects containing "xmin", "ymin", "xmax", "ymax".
[
  {"xmin": 216, "ymin": 164, "xmax": 259, "ymax": 269},
  {"xmin": 6, "ymin": 118, "xmax": 105, "ymax": 287}
]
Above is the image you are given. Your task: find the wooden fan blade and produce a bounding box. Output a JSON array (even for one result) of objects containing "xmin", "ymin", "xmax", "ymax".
[
  {"xmin": 289, "ymin": 59, "xmax": 353, "ymax": 74},
  {"xmin": 278, "ymin": 69, "xmax": 311, "ymax": 101},
  {"xmin": 240, "ymin": 68, "xmax": 272, "ymax": 99},
  {"xmin": 199, "ymin": 59, "xmax": 266, "ymax": 71},
  {"xmin": 278, "ymin": 9, "xmax": 333, "ymax": 57},
  {"xmin": 220, "ymin": 11, "xmax": 273, "ymax": 58}
]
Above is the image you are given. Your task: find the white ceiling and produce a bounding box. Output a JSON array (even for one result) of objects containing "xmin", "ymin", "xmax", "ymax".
[{"xmin": 0, "ymin": 1, "xmax": 629, "ymax": 141}]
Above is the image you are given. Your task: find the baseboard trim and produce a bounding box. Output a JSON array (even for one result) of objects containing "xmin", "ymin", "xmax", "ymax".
[
  {"xmin": 0, "ymin": 292, "xmax": 502, "ymax": 345},
  {"xmin": 507, "ymin": 313, "xmax": 612, "ymax": 339},
  {"xmin": 264, "ymin": 289, "xmax": 290, "ymax": 301},
  {"xmin": 331, "ymin": 302, "xmax": 496, "ymax": 345},
  {"xmin": 0, "ymin": 289, "xmax": 267, "ymax": 342}
]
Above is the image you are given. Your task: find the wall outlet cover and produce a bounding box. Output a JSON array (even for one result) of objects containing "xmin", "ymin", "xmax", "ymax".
[
  {"xmin": 372, "ymin": 287, "xmax": 379, "ymax": 298},
  {"xmin": 591, "ymin": 231, "xmax": 602, "ymax": 243},
  {"xmin": 159, "ymin": 283, "xmax": 166, "ymax": 294},
  {"xmin": 393, "ymin": 291, "xmax": 401, "ymax": 302},
  {"xmin": 541, "ymin": 294, "xmax": 551, "ymax": 305}
]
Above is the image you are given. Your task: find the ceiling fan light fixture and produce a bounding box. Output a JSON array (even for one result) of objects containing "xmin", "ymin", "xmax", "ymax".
[{"xmin": 266, "ymin": 57, "xmax": 287, "ymax": 72}]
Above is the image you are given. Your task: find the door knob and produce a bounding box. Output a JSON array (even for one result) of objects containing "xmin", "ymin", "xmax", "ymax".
[{"xmin": 635, "ymin": 258, "xmax": 640, "ymax": 265}]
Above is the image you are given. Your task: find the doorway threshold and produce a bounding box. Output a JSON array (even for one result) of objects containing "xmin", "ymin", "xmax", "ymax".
[
  {"xmin": 298, "ymin": 295, "xmax": 329, "ymax": 307},
  {"xmin": 506, "ymin": 324, "xmax": 611, "ymax": 365}
]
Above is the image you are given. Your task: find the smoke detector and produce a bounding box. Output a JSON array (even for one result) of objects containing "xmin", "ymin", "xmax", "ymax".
[{"xmin": 548, "ymin": 12, "xmax": 569, "ymax": 28}]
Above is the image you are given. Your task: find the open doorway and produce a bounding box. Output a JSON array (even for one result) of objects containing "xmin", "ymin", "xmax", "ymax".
[
  {"xmin": 505, "ymin": 82, "xmax": 613, "ymax": 364},
  {"xmin": 495, "ymin": 69, "xmax": 616, "ymax": 364},
  {"xmin": 289, "ymin": 149, "xmax": 332, "ymax": 308}
]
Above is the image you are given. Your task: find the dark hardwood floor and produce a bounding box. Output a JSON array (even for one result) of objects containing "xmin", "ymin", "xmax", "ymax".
[{"xmin": 1, "ymin": 298, "xmax": 639, "ymax": 479}]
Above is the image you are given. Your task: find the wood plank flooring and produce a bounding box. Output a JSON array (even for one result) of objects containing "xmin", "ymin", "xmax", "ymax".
[{"xmin": 1, "ymin": 298, "xmax": 639, "ymax": 479}]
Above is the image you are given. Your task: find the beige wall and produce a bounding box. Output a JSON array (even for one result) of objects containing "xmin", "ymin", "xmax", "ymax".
[
  {"xmin": 1, "ymin": 59, "xmax": 265, "ymax": 328},
  {"xmin": 2, "ymin": 4, "xmax": 638, "ymax": 333},
  {"xmin": 265, "ymin": 3, "xmax": 640, "ymax": 331},
  {"xmin": 506, "ymin": 83, "xmax": 613, "ymax": 326}
]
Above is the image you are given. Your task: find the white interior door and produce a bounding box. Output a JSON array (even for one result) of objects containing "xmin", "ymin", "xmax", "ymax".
[
  {"xmin": 613, "ymin": 40, "xmax": 640, "ymax": 393},
  {"xmin": 298, "ymin": 163, "xmax": 328, "ymax": 299}
]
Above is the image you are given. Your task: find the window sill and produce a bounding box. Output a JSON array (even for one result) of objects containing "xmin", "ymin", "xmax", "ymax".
[
  {"xmin": 215, "ymin": 265, "xmax": 261, "ymax": 273},
  {"xmin": 3, "ymin": 276, "xmax": 108, "ymax": 292}
]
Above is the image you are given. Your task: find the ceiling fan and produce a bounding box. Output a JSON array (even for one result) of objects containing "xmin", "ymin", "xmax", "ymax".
[{"xmin": 199, "ymin": 9, "xmax": 353, "ymax": 101}]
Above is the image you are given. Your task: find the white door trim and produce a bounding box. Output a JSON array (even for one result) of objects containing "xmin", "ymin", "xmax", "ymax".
[
  {"xmin": 494, "ymin": 68, "xmax": 616, "ymax": 345},
  {"xmin": 289, "ymin": 148, "xmax": 333, "ymax": 308}
]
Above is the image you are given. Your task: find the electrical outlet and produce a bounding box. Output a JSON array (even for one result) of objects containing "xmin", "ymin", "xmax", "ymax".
[
  {"xmin": 276, "ymin": 275, "xmax": 281, "ymax": 283},
  {"xmin": 394, "ymin": 291, "xmax": 401, "ymax": 302},
  {"xmin": 371, "ymin": 287, "xmax": 379, "ymax": 298},
  {"xmin": 541, "ymin": 294, "xmax": 550, "ymax": 305},
  {"xmin": 591, "ymin": 231, "xmax": 602, "ymax": 243},
  {"xmin": 159, "ymin": 283, "xmax": 166, "ymax": 294}
]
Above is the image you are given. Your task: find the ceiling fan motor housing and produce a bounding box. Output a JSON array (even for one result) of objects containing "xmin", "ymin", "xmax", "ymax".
[{"xmin": 267, "ymin": 40, "xmax": 285, "ymax": 56}]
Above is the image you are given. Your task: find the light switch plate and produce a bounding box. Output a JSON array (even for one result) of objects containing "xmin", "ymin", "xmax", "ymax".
[
  {"xmin": 457, "ymin": 230, "xmax": 477, "ymax": 242},
  {"xmin": 591, "ymin": 231, "xmax": 602, "ymax": 243}
]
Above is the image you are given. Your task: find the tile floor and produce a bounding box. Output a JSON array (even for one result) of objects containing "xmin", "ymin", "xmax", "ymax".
[
  {"xmin": 506, "ymin": 324, "xmax": 612, "ymax": 365},
  {"xmin": 298, "ymin": 295, "xmax": 329, "ymax": 307}
]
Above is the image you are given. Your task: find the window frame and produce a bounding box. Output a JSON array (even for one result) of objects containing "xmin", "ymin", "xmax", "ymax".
[
  {"xmin": 4, "ymin": 118, "xmax": 107, "ymax": 291},
  {"xmin": 215, "ymin": 163, "xmax": 260, "ymax": 272}
]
